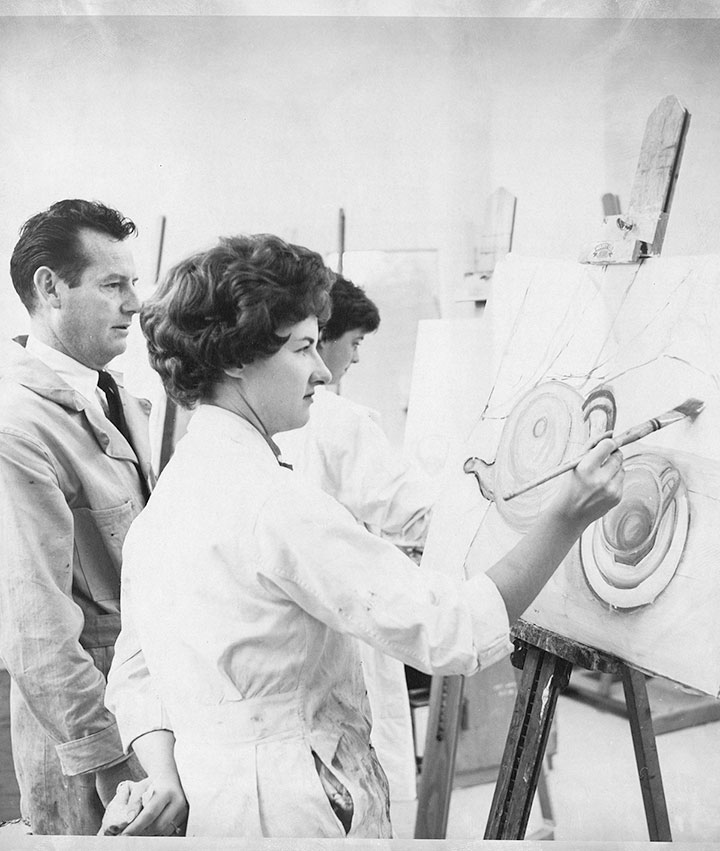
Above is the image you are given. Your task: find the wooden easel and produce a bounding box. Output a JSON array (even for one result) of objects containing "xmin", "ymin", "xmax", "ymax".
[
  {"xmin": 414, "ymin": 95, "xmax": 690, "ymax": 841},
  {"xmin": 455, "ymin": 186, "xmax": 516, "ymax": 305},
  {"xmin": 485, "ymin": 621, "xmax": 671, "ymax": 841},
  {"xmin": 414, "ymin": 669, "xmax": 555, "ymax": 841}
]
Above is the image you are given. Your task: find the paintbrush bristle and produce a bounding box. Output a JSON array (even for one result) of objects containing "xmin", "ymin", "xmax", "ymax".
[{"xmin": 674, "ymin": 397, "xmax": 705, "ymax": 419}]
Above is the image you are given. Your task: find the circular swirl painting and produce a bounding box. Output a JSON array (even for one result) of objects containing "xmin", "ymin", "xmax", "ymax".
[
  {"xmin": 495, "ymin": 382, "xmax": 592, "ymax": 532},
  {"xmin": 580, "ymin": 452, "xmax": 688, "ymax": 608}
]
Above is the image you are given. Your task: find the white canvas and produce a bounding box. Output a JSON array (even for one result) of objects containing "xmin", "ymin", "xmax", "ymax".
[
  {"xmin": 404, "ymin": 318, "xmax": 494, "ymax": 481},
  {"xmin": 421, "ymin": 253, "xmax": 720, "ymax": 696}
]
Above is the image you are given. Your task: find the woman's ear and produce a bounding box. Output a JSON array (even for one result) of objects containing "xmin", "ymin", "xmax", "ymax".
[{"xmin": 222, "ymin": 365, "xmax": 244, "ymax": 379}]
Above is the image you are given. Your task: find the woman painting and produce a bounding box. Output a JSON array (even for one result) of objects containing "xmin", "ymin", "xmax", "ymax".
[{"xmin": 103, "ymin": 233, "xmax": 624, "ymax": 838}]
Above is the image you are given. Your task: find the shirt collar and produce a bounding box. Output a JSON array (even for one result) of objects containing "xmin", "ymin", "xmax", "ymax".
[
  {"xmin": 188, "ymin": 404, "xmax": 292, "ymax": 469},
  {"xmin": 25, "ymin": 335, "xmax": 105, "ymax": 412}
]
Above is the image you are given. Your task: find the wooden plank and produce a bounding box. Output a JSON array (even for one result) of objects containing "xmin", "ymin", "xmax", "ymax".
[
  {"xmin": 513, "ymin": 620, "xmax": 622, "ymax": 675},
  {"xmin": 484, "ymin": 644, "xmax": 570, "ymax": 840},
  {"xmin": 566, "ymin": 670, "xmax": 720, "ymax": 735},
  {"xmin": 0, "ymin": 668, "xmax": 20, "ymax": 822},
  {"xmin": 628, "ymin": 94, "xmax": 689, "ymax": 252},
  {"xmin": 158, "ymin": 394, "xmax": 178, "ymax": 473},
  {"xmin": 337, "ymin": 207, "xmax": 345, "ymax": 275},
  {"xmin": 601, "ymin": 193, "xmax": 621, "ymax": 216},
  {"xmin": 532, "ymin": 765, "xmax": 555, "ymax": 841},
  {"xmin": 621, "ymin": 666, "xmax": 672, "ymax": 841},
  {"xmin": 476, "ymin": 187, "xmax": 517, "ymax": 275},
  {"xmin": 579, "ymin": 95, "xmax": 689, "ymax": 264},
  {"xmin": 456, "ymin": 187, "xmax": 516, "ymax": 302},
  {"xmin": 414, "ymin": 675, "xmax": 465, "ymax": 839}
]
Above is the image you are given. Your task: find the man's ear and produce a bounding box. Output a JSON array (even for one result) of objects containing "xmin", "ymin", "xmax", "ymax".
[
  {"xmin": 222, "ymin": 365, "xmax": 244, "ymax": 378},
  {"xmin": 32, "ymin": 267, "xmax": 62, "ymax": 308}
]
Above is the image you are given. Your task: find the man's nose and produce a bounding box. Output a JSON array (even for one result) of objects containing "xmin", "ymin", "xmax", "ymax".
[
  {"xmin": 123, "ymin": 286, "xmax": 142, "ymax": 315},
  {"xmin": 351, "ymin": 350, "xmax": 360, "ymax": 364}
]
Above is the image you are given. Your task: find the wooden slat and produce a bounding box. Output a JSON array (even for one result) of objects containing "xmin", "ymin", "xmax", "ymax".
[
  {"xmin": 457, "ymin": 187, "xmax": 517, "ymax": 302},
  {"xmin": 512, "ymin": 619, "xmax": 623, "ymax": 674},
  {"xmin": 414, "ymin": 675, "xmax": 465, "ymax": 839},
  {"xmin": 476, "ymin": 186, "xmax": 517, "ymax": 275},
  {"xmin": 621, "ymin": 666, "xmax": 672, "ymax": 841},
  {"xmin": 579, "ymin": 94, "xmax": 689, "ymax": 264},
  {"xmin": 484, "ymin": 644, "xmax": 570, "ymax": 840},
  {"xmin": 627, "ymin": 94, "xmax": 689, "ymax": 250}
]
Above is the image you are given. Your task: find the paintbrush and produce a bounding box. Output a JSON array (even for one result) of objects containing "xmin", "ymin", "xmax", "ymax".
[{"xmin": 503, "ymin": 397, "xmax": 705, "ymax": 502}]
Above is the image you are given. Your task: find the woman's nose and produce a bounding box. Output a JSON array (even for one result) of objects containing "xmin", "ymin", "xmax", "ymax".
[{"xmin": 314, "ymin": 354, "xmax": 332, "ymax": 385}]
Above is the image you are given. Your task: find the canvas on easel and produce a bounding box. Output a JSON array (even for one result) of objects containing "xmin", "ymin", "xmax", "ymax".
[
  {"xmin": 433, "ymin": 251, "xmax": 720, "ymax": 698},
  {"xmin": 421, "ymin": 99, "xmax": 720, "ymax": 699}
]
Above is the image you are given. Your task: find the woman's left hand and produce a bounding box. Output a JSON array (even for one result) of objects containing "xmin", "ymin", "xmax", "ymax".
[{"xmin": 98, "ymin": 774, "xmax": 188, "ymax": 836}]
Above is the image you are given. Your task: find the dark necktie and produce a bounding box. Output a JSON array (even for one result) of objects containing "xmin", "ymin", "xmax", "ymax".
[
  {"xmin": 97, "ymin": 370, "xmax": 131, "ymax": 444},
  {"xmin": 97, "ymin": 370, "xmax": 151, "ymax": 501}
]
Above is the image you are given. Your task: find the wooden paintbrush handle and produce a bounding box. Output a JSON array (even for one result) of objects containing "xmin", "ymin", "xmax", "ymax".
[{"xmin": 503, "ymin": 429, "xmax": 614, "ymax": 501}]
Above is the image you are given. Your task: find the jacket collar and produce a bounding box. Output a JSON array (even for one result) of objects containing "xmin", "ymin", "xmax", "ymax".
[
  {"xmin": 1, "ymin": 337, "xmax": 149, "ymax": 467},
  {"xmin": 188, "ymin": 404, "xmax": 288, "ymax": 469},
  {"xmin": 1, "ymin": 336, "xmax": 87, "ymax": 412}
]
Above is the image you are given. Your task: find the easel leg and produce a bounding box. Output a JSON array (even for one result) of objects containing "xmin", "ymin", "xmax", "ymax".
[
  {"xmin": 533, "ymin": 764, "xmax": 555, "ymax": 840},
  {"xmin": 621, "ymin": 665, "xmax": 672, "ymax": 841},
  {"xmin": 484, "ymin": 643, "xmax": 571, "ymax": 840},
  {"xmin": 413, "ymin": 675, "xmax": 465, "ymax": 839}
]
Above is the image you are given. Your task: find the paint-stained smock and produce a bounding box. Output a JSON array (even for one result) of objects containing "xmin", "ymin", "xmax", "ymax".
[
  {"xmin": 0, "ymin": 339, "xmax": 152, "ymax": 835},
  {"xmin": 276, "ymin": 387, "xmax": 435, "ymax": 801},
  {"xmin": 106, "ymin": 405, "xmax": 510, "ymax": 838}
]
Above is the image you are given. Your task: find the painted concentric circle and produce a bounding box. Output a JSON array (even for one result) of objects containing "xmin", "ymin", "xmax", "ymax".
[
  {"xmin": 495, "ymin": 382, "xmax": 588, "ymax": 532},
  {"xmin": 580, "ymin": 452, "xmax": 688, "ymax": 608}
]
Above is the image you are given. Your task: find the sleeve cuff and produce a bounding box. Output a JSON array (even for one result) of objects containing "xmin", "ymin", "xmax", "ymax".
[
  {"xmin": 55, "ymin": 722, "xmax": 125, "ymax": 777},
  {"xmin": 116, "ymin": 696, "xmax": 174, "ymax": 753},
  {"xmin": 466, "ymin": 573, "xmax": 514, "ymax": 670}
]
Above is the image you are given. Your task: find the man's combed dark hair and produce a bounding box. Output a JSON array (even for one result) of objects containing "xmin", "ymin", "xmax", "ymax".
[
  {"xmin": 141, "ymin": 234, "xmax": 333, "ymax": 408},
  {"xmin": 10, "ymin": 199, "xmax": 136, "ymax": 311},
  {"xmin": 321, "ymin": 275, "xmax": 380, "ymax": 342}
]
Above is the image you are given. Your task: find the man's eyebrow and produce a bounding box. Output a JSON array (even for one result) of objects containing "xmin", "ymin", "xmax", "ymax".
[
  {"xmin": 99, "ymin": 273, "xmax": 137, "ymax": 283},
  {"xmin": 294, "ymin": 335, "xmax": 317, "ymax": 345}
]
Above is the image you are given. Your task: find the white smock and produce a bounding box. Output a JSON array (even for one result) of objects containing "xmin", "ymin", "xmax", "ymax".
[
  {"xmin": 106, "ymin": 405, "xmax": 510, "ymax": 838},
  {"xmin": 276, "ymin": 387, "xmax": 434, "ymax": 801}
]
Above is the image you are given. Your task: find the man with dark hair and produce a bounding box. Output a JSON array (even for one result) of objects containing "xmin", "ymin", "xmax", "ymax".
[
  {"xmin": 276, "ymin": 275, "xmax": 434, "ymax": 806},
  {"xmin": 0, "ymin": 199, "xmax": 151, "ymax": 834}
]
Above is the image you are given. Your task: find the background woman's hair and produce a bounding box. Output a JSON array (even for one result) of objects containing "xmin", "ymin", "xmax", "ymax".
[
  {"xmin": 141, "ymin": 233, "xmax": 333, "ymax": 408},
  {"xmin": 321, "ymin": 275, "xmax": 380, "ymax": 342}
]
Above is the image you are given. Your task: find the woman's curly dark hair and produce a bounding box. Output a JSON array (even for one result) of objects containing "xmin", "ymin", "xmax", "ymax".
[
  {"xmin": 321, "ymin": 274, "xmax": 380, "ymax": 342},
  {"xmin": 141, "ymin": 234, "xmax": 333, "ymax": 408}
]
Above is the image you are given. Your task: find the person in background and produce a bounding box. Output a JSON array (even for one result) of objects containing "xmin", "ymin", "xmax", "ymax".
[
  {"xmin": 0, "ymin": 200, "xmax": 152, "ymax": 834},
  {"xmin": 101, "ymin": 233, "xmax": 624, "ymax": 838},
  {"xmin": 276, "ymin": 276, "xmax": 434, "ymax": 804}
]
